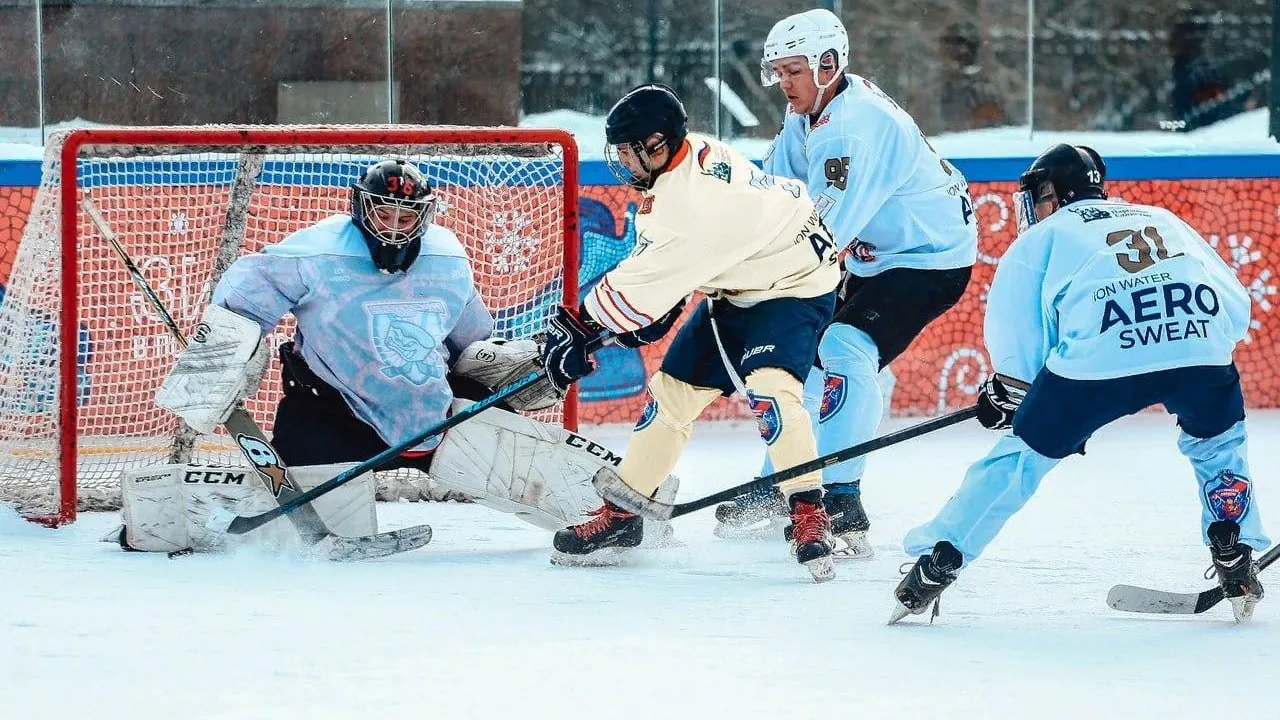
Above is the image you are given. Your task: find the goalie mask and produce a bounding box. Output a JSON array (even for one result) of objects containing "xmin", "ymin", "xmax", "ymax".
[
  {"xmin": 351, "ymin": 159, "xmax": 437, "ymax": 274},
  {"xmin": 604, "ymin": 84, "xmax": 689, "ymax": 190},
  {"xmin": 1014, "ymin": 144, "xmax": 1107, "ymax": 233}
]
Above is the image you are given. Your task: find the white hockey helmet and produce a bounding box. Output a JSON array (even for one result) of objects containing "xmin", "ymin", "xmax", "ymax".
[{"xmin": 760, "ymin": 9, "xmax": 850, "ymax": 87}]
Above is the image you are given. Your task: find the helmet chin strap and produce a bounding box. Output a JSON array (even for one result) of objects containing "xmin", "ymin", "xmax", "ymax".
[
  {"xmin": 634, "ymin": 140, "xmax": 672, "ymax": 188},
  {"xmin": 807, "ymin": 64, "xmax": 843, "ymax": 115}
]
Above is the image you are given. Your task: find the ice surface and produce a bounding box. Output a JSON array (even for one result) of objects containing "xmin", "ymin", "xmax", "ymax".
[{"xmin": 4, "ymin": 413, "xmax": 1279, "ymax": 719}]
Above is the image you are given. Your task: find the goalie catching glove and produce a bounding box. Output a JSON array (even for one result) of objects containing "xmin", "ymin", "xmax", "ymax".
[
  {"xmin": 451, "ymin": 337, "xmax": 562, "ymax": 411},
  {"xmin": 155, "ymin": 304, "xmax": 269, "ymax": 434}
]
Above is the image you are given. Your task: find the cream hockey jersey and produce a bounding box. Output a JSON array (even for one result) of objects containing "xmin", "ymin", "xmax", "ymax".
[{"xmin": 584, "ymin": 133, "xmax": 841, "ymax": 334}]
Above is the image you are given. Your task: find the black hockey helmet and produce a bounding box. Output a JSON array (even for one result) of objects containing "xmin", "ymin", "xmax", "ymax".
[
  {"xmin": 350, "ymin": 159, "xmax": 437, "ymax": 273},
  {"xmin": 1014, "ymin": 144, "xmax": 1107, "ymax": 232},
  {"xmin": 604, "ymin": 84, "xmax": 689, "ymax": 189}
]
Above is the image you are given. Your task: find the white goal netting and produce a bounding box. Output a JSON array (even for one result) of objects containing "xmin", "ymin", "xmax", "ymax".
[{"xmin": 0, "ymin": 126, "xmax": 578, "ymax": 524}]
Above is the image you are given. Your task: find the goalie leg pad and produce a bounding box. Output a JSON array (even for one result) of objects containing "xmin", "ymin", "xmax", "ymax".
[
  {"xmin": 431, "ymin": 401, "xmax": 680, "ymax": 533},
  {"xmin": 155, "ymin": 304, "xmax": 268, "ymax": 434},
  {"xmin": 118, "ymin": 462, "xmax": 377, "ymax": 553}
]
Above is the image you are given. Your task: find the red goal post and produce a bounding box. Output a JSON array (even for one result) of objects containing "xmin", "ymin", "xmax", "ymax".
[{"xmin": 0, "ymin": 125, "xmax": 580, "ymax": 527}]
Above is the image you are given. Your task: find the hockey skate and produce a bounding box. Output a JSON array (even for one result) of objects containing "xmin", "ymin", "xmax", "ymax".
[
  {"xmin": 713, "ymin": 486, "xmax": 788, "ymax": 540},
  {"xmin": 824, "ymin": 489, "xmax": 874, "ymax": 560},
  {"xmin": 551, "ymin": 501, "xmax": 643, "ymax": 566},
  {"xmin": 889, "ymin": 541, "xmax": 963, "ymax": 624},
  {"xmin": 786, "ymin": 489, "xmax": 836, "ymax": 583},
  {"xmin": 1207, "ymin": 520, "xmax": 1265, "ymax": 622}
]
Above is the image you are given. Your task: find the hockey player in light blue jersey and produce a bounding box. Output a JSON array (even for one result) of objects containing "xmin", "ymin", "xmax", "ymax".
[
  {"xmin": 715, "ymin": 8, "xmax": 978, "ymax": 558},
  {"xmin": 891, "ymin": 144, "xmax": 1268, "ymax": 624}
]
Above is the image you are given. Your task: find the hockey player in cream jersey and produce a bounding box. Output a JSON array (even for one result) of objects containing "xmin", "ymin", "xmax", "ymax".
[
  {"xmin": 716, "ymin": 9, "xmax": 979, "ymax": 558},
  {"xmin": 892, "ymin": 145, "xmax": 1268, "ymax": 623},
  {"xmin": 539, "ymin": 84, "xmax": 843, "ymax": 580}
]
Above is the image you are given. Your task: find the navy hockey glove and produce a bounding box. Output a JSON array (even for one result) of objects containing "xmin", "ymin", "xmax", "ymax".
[
  {"xmin": 540, "ymin": 306, "xmax": 599, "ymax": 393},
  {"xmin": 975, "ymin": 374, "xmax": 1029, "ymax": 430},
  {"xmin": 615, "ymin": 297, "xmax": 686, "ymax": 349}
]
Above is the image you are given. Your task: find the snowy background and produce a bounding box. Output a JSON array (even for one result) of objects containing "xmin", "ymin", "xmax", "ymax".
[{"xmin": 3, "ymin": 107, "xmax": 1279, "ymax": 164}]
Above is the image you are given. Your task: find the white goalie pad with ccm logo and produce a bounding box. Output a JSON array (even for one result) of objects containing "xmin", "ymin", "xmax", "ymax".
[
  {"xmin": 431, "ymin": 401, "xmax": 680, "ymax": 534},
  {"xmin": 114, "ymin": 462, "xmax": 377, "ymax": 554}
]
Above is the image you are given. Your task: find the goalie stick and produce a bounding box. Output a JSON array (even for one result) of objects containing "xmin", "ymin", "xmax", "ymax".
[
  {"xmin": 205, "ymin": 333, "xmax": 615, "ymax": 536},
  {"xmin": 595, "ymin": 405, "xmax": 979, "ymax": 520},
  {"xmin": 83, "ymin": 199, "xmax": 432, "ymax": 560},
  {"xmin": 1106, "ymin": 543, "xmax": 1280, "ymax": 615}
]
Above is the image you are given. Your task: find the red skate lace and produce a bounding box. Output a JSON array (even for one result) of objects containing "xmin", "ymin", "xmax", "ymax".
[
  {"xmin": 790, "ymin": 501, "xmax": 830, "ymax": 545},
  {"xmin": 574, "ymin": 504, "xmax": 635, "ymax": 539}
]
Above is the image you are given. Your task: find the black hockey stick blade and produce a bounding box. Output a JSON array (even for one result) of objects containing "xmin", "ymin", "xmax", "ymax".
[
  {"xmin": 596, "ymin": 405, "xmax": 979, "ymax": 520},
  {"xmin": 1106, "ymin": 542, "xmax": 1280, "ymax": 615},
  {"xmin": 211, "ymin": 334, "xmax": 614, "ymax": 535}
]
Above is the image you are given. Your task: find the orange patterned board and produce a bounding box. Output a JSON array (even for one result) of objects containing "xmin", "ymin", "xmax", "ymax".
[
  {"xmin": 571, "ymin": 180, "xmax": 1280, "ymax": 425},
  {"xmin": 1, "ymin": 179, "xmax": 1276, "ymax": 430}
]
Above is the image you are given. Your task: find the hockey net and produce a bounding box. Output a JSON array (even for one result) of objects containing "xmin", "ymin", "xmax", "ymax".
[{"xmin": 0, "ymin": 126, "xmax": 579, "ymax": 526}]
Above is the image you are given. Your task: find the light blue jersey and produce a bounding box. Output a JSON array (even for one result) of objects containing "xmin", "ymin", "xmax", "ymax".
[
  {"xmin": 753, "ymin": 74, "xmax": 978, "ymax": 503},
  {"xmin": 903, "ymin": 200, "xmax": 1267, "ymax": 567},
  {"xmin": 764, "ymin": 73, "xmax": 977, "ymax": 276},
  {"xmin": 212, "ymin": 215, "xmax": 494, "ymax": 452},
  {"xmin": 986, "ymin": 199, "xmax": 1252, "ymax": 384}
]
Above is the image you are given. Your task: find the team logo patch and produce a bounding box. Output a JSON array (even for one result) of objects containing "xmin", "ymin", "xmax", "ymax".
[
  {"xmin": 849, "ymin": 239, "xmax": 877, "ymax": 263},
  {"xmin": 635, "ymin": 394, "xmax": 659, "ymax": 431},
  {"xmin": 747, "ymin": 392, "xmax": 782, "ymax": 445},
  {"xmin": 367, "ymin": 300, "xmax": 449, "ymax": 385},
  {"xmin": 819, "ymin": 373, "xmax": 846, "ymax": 423},
  {"xmin": 1204, "ymin": 470, "xmax": 1251, "ymax": 522},
  {"xmin": 696, "ymin": 142, "xmax": 732, "ymax": 183},
  {"xmin": 236, "ymin": 434, "xmax": 296, "ymax": 497}
]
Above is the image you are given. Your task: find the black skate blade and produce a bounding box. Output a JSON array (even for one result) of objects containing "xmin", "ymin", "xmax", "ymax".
[
  {"xmin": 591, "ymin": 467, "xmax": 674, "ymax": 521},
  {"xmin": 549, "ymin": 547, "xmax": 635, "ymax": 567}
]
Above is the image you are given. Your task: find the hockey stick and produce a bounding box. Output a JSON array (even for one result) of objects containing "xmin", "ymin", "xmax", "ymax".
[
  {"xmin": 207, "ymin": 333, "xmax": 614, "ymax": 536},
  {"xmin": 1106, "ymin": 542, "xmax": 1280, "ymax": 615},
  {"xmin": 84, "ymin": 199, "xmax": 432, "ymax": 559},
  {"xmin": 595, "ymin": 405, "xmax": 980, "ymax": 520}
]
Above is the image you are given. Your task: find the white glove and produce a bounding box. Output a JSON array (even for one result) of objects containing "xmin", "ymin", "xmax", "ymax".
[
  {"xmin": 155, "ymin": 304, "xmax": 268, "ymax": 434},
  {"xmin": 451, "ymin": 337, "xmax": 563, "ymax": 411}
]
